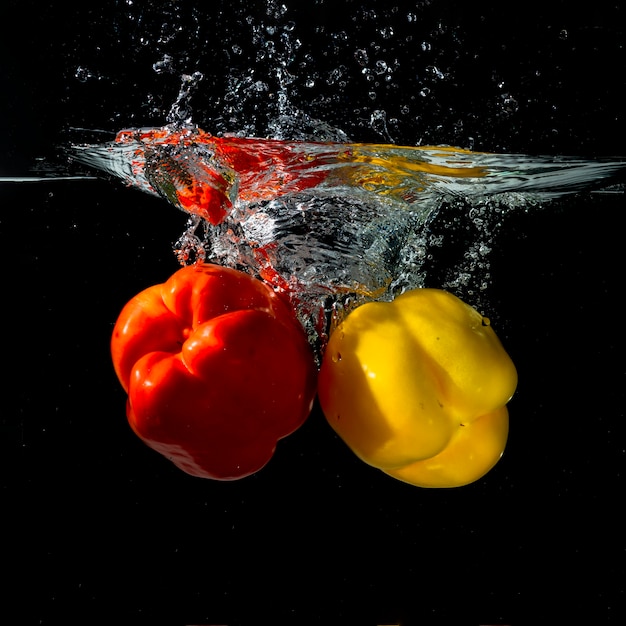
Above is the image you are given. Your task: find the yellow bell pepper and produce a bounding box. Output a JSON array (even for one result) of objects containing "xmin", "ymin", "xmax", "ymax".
[{"xmin": 317, "ymin": 289, "xmax": 517, "ymax": 488}]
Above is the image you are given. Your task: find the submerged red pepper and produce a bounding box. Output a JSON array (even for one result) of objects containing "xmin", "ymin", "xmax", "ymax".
[{"xmin": 111, "ymin": 263, "xmax": 317, "ymax": 479}]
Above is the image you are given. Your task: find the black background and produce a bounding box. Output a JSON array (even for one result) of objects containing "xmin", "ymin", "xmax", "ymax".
[{"xmin": 1, "ymin": 1, "xmax": 624, "ymax": 625}]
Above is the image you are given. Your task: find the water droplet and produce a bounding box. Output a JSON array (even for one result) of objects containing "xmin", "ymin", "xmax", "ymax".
[
  {"xmin": 152, "ymin": 54, "xmax": 175, "ymax": 74},
  {"xmin": 499, "ymin": 93, "xmax": 519, "ymax": 116},
  {"xmin": 327, "ymin": 67, "xmax": 343, "ymax": 85},
  {"xmin": 374, "ymin": 60, "xmax": 388, "ymax": 75},
  {"xmin": 370, "ymin": 109, "xmax": 394, "ymax": 141},
  {"xmin": 426, "ymin": 65, "xmax": 445, "ymax": 80},
  {"xmin": 74, "ymin": 66, "xmax": 95, "ymax": 82},
  {"xmin": 354, "ymin": 48, "xmax": 369, "ymax": 66}
]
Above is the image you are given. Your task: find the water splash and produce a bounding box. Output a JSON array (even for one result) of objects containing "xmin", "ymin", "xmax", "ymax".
[
  {"xmin": 166, "ymin": 72, "xmax": 204, "ymax": 125},
  {"xmin": 20, "ymin": 0, "xmax": 621, "ymax": 337},
  {"xmin": 70, "ymin": 123, "xmax": 625, "ymax": 343}
]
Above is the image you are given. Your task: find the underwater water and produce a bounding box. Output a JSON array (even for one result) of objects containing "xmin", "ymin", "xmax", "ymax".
[{"xmin": 2, "ymin": 0, "xmax": 625, "ymax": 624}]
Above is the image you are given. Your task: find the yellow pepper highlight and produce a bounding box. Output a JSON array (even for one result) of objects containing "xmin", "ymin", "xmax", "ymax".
[{"xmin": 318, "ymin": 289, "xmax": 517, "ymax": 488}]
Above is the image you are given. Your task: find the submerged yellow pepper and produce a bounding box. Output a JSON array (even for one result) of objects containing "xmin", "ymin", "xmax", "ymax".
[{"xmin": 318, "ymin": 289, "xmax": 517, "ymax": 488}]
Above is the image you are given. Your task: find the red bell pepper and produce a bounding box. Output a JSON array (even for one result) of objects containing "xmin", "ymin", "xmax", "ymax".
[{"xmin": 111, "ymin": 263, "xmax": 317, "ymax": 480}]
